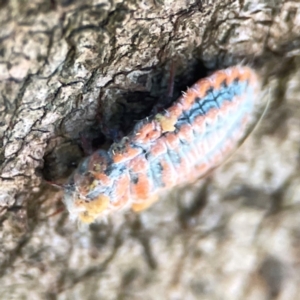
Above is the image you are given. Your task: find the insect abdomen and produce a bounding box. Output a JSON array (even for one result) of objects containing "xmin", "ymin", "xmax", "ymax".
[{"xmin": 64, "ymin": 66, "xmax": 259, "ymax": 223}]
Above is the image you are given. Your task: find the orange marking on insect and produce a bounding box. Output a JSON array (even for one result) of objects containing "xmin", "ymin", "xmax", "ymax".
[
  {"xmin": 239, "ymin": 66, "xmax": 253, "ymax": 82},
  {"xmin": 112, "ymin": 144, "xmax": 141, "ymax": 163},
  {"xmin": 92, "ymin": 172, "xmax": 111, "ymax": 185},
  {"xmin": 192, "ymin": 115, "xmax": 206, "ymax": 133},
  {"xmin": 194, "ymin": 161, "xmax": 210, "ymax": 175},
  {"xmin": 110, "ymin": 195, "xmax": 129, "ymax": 209},
  {"xmin": 149, "ymin": 138, "xmax": 168, "ymax": 158},
  {"xmin": 130, "ymin": 173, "xmax": 152, "ymax": 200},
  {"xmin": 128, "ymin": 155, "xmax": 149, "ymax": 173},
  {"xmin": 131, "ymin": 194, "xmax": 159, "ymax": 212},
  {"xmin": 167, "ymin": 102, "xmax": 184, "ymax": 119},
  {"xmin": 226, "ymin": 67, "xmax": 240, "ymax": 84},
  {"xmin": 160, "ymin": 158, "xmax": 177, "ymax": 187},
  {"xmin": 176, "ymin": 123, "xmax": 194, "ymax": 143},
  {"xmin": 203, "ymin": 107, "xmax": 220, "ymax": 125},
  {"xmin": 179, "ymin": 90, "xmax": 198, "ymax": 111},
  {"xmin": 133, "ymin": 121, "xmax": 162, "ymax": 144},
  {"xmin": 162, "ymin": 132, "xmax": 180, "ymax": 151},
  {"xmin": 194, "ymin": 79, "xmax": 212, "ymax": 98},
  {"xmin": 211, "ymin": 70, "xmax": 228, "ymax": 89},
  {"xmin": 113, "ymin": 172, "xmax": 130, "ymax": 199}
]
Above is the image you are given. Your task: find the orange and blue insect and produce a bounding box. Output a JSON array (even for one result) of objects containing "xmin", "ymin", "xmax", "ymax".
[{"xmin": 64, "ymin": 66, "xmax": 260, "ymax": 223}]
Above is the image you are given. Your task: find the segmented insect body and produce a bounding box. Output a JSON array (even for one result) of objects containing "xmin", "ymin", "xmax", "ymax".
[{"xmin": 64, "ymin": 66, "xmax": 260, "ymax": 223}]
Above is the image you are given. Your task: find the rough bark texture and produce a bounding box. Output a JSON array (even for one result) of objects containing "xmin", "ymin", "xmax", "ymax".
[{"xmin": 1, "ymin": 0, "xmax": 300, "ymax": 299}]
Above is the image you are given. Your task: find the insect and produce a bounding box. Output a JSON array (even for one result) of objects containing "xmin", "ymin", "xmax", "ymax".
[{"xmin": 64, "ymin": 65, "xmax": 260, "ymax": 223}]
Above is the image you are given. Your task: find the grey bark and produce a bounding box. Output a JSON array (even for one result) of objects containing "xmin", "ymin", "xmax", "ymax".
[{"xmin": 1, "ymin": 0, "xmax": 300, "ymax": 299}]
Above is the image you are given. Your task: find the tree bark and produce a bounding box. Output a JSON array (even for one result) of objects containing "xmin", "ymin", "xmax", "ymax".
[{"xmin": 1, "ymin": 0, "xmax": 300, "ymax": 299}]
